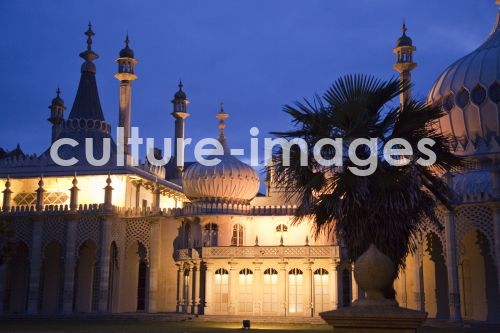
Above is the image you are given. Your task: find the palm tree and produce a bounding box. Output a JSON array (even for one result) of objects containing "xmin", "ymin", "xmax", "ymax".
[{"xmin": 271, "ymin": 74, "xmax": 462, "ymax": 272}]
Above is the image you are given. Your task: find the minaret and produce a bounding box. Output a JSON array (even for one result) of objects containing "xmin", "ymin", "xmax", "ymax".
[
  {"xmin": 171, "ymin": 81, "xmax": 190, "ymax": 175},
  {"xmin": 393, "ymin": 22, "xmax": 417, "ymax": 105},
  {"xmin": 48, "ymin": 88, "xmax": 66, "ymax": 143},
  {"xmin": 115, "ymin": 34, "xmax": 137, "ymax": 157},
  {"xmin": 216, "ymin": 102, "xmax": 229, "ymax": 152}
]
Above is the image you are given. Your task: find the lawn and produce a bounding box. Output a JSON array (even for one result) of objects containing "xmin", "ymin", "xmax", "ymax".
[{"xmin": 0, "ymin": 320, "xmax": 499, "ymax": 333}]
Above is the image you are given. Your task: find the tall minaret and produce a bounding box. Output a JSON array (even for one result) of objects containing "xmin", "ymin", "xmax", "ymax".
[
  {"xmin": 114, "ymin": 34, "xmax": 137, "ymax": 157},
  {"xmin": 48, "ymin": 88, "xmax": 66, "ymax": 143},
  {"xmin": 393, "ymin": 22, "xmax": 417, "ymax": 105},
  {"xmin": 171, "ymin": 81, "xmax": 190, "ymax": 175}
]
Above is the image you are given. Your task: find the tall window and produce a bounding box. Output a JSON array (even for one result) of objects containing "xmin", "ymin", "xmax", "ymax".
[
  {"xmin": 263, "ymin": 268, "xmax": 279, "ymax": 313},
  {"xmin": 314, "ymin": 268, "xmax": 330, "ymax": 314},
  {"xmin": 183, "ymin": 269, "xmax": 190, "ymax": 307},
  {"xmin": 231, "ymin": 224, "xmax": 244, "ymax": 246},
  {"xmin": 275, "ymin": 224, "xmax": 288, "ymax": 244},
  {"xmin": 239, "ymin": 268, "xmax": 253, "ymax": 313},
  {"xmin": 183, "ymin": 223, "xmax": 191, "ymax": 248},
  {"xmin": 203, "ymin": 223, "xmax": 218, "ymax": 247},
  {"xmin": 288, "ymin": 268, "xmax": 304, "ymax": 314},
  {"xmin": 214, "ymin": 268, "xmax": 229, "ymax": 312}
]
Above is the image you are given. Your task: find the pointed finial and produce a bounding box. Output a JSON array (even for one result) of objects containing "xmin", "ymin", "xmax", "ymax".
[
  {"xmin": 106, "ymin": 172, "xmax": 112, "ymax": 185},
  {"xmin": 255, "ymin": 235, "xmax": 259, "ymax": 246},
  {"xmin": 402, "ymin": 20, "xmax": 407, "ymax": 35},
  {"xmin": 38, "ymin": 175, "xmax": 44, "ymax": 188},
  {"xmin": 85, "ymin": 21, "xmax": 95, "ymax": 51},
  {"xmin": 125, "ymin": 32, "xmax": 130, "ymax": 46},
  {"xmin": 280, "ymin": 235, "xmax": 284, "ymax": 246},
  {"xmin": 56, "ymin": 87, "xmax": 61, "ymax": 97},
  {"xmin": 219, "ymin": 101, "xmax": 225, "ymax": 113},
  {"xmin": 178, "ymin": 80, "xmax": 184, "ymax": 91},
  {"xmin": 5, "ymin": 175, "xmax": 11, "ymax": 189},
  {"xmin": 72, "ymin": 172, "xmax": 78, "ymax": 186},
  {"xmin": 305, "ymin": 235, "xmax": 309, "ymax": 246}
]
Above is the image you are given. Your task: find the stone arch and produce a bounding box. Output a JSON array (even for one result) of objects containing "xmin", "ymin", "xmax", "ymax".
[
  {"xmin": 107, "ymin": 241, "xmax": 119, "ymax": 312},
  {"xmin": 40, "ymin": 241, "xmax": 64, "ymax": 314},
  {"xmin": 4, "ymin": 241, "xmax": 30, "ymax": 313},
  {"xmin": 74, "ymin": 239, "xmax": 98, "ymax": 313},
  {"xmin": 122, "ymin": 241, "xmax": 148, "ymax": 312},
  {"xmin": 459, "ymin": 229, "xmax": 500, "ymax": 322},
  {"xmin": 422, "ymin": 232, "xmax": 449, "ymax": 319}
]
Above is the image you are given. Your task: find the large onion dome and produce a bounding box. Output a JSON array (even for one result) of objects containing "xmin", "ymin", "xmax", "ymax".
[
  {"xmin": 428, "ymin": 9, "xmax": 500, "ymax": 157},
  {"xmin": 182, "ymin": 106, "xmax": 260, "ymax": 204}
]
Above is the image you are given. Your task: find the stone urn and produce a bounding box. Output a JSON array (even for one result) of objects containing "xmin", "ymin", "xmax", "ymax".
[
  {"xmin": 353, "ymin": 243, "xmax": 397, "ymax": 306},
  {"xmin": 320, "ymin": 243, "xmax": 427, "ymax": 333}
]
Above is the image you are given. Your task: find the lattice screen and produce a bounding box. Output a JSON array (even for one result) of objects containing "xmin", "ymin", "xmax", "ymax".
[{"xmin": 456, "ymin": 205, "xmax": 495, "ymax": 259}]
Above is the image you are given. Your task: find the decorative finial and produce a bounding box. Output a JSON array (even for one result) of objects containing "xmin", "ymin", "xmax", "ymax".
[
  {"xmin": 125, "ymin": 33, "xmax": 130, "ymax": 47},
  {"xmin": 255, "ymin": 236, "xmax": 259, "ymax": 246},
  {"xmin": 5, "ymin": 175, "xmax": 10, "ymax": 188},
  {"xmin": 178, "ymin": 80, "xmax": 183, "ymax": 91},
  {"xmin": 38, "ymin": 175, "xmax": 44, "ymax": 188},
  {"xmin": 106, "ymin": 173, "xmax": 112, "ymax": 185},
  {"xmin": 280, "ymin": 235, "xmax": 284, "ymax": 246},
  {"xmin": 72, "ymin": 172, "xmax": 78, "ymax": 186},
  {"xmin": 402, "ymin": 20, "xmax": 407, "ymax": 35},
  {"xmin": 85, "ymin": 21, "xmax": 95, "ymax": 51},
  {"xmin": 56, "ymin": 87, "xmax": 61, "ymax": 97},
  {"xmin": 305, "ymin": 235, "xmax": 309, "ymax": 246},
  {"xmin": 219, "ymin": 101, "xmax": 225, "ymax": 114}
]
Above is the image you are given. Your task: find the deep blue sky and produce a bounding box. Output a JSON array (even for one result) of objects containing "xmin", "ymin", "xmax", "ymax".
[{"xmin": 0, "ymin": 0, "xmax": 497, "ymax": 162}]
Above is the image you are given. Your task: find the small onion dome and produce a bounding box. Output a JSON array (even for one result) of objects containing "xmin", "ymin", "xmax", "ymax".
[
  {"xmin": 182, "ymin": 153, "xmax": 260, "ymax": 203},
  {"xmin": 174, "ymin": 80, "xmax": 187, "ymax": 100},
  {"xmin": 396, "ymin": 23, "xmax": 412, "ymax": 47},
  {"xmin": 50, "ymin": 88, "xmax": 65, "ymax": 108},
  {"xmin": 428, "ymin": 10, "xmax": 500, "ymax": 156},
  {"xmin": 119, "ymin": 34, "xmax": 135, "ymax": 58},
  {"xmin": 182, "ymin": 107, "xmax": 259, "ymax": 203}
]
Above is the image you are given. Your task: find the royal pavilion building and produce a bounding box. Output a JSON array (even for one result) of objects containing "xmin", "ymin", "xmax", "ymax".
[{"xmin": 1, "ymin": 4, "xmax": 500, "ymax": 323}]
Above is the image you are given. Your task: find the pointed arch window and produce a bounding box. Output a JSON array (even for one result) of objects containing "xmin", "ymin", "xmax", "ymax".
[
  {"xmin": 314, "ymin": 268, "xmax": 330, "ymax": 314},
  {"xmin": 231, "ymin": 224, "xmax": 244, "ymax": 246},
  {"xmin": 263, "ymin": 268, "xmax": 279, "ymax": 313},
  {"xmin": 203, "ymin": 223, "xmax": 218, "ymax": 247}
]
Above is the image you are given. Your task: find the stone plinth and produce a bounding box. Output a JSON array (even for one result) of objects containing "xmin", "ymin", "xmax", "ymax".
[{"xmin": 320, "ymin": 301, "xmax": 427, "ymax": 333}]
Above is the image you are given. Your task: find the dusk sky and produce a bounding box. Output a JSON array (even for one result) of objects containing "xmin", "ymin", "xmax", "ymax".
[{"xmin": 0, "ymin": 0, "xmax": 497, "ymax": 163}]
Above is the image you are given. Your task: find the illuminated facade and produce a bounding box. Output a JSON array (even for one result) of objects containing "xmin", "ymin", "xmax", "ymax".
[{"xmin": 1, "ymin": 7, "xmax": 500, "ymax": 323}]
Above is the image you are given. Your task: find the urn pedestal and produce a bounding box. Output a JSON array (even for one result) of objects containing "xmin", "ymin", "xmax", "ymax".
[{"xmin": 320, "ymin": 244, "xmax": 427, "ymax": 333}]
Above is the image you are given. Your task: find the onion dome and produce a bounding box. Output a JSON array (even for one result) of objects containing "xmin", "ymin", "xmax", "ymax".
[
  {"xmin": 396, "ymin": 23, "xmax": 413, "ymax": 47},
  {"xmin": 119, "ymin": 34, "xmax": 135, "ymax": 58},
  {"xmin": 50, "ymin": 88, "xmax": 65, "ymax": 108},
  {"xmin": 174, "ymin": 81, "xmax": 187, "ymax": 100},
  {"xmin": 182, "ymin": 104, "xmax": 260, "ymax": 204},
  {"xmin": 429, "ymin": 8, "xmax": 500, "ymax": 157}
]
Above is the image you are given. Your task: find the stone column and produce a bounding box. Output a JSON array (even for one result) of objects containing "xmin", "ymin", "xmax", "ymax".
[
  {"xmin": 331, "ymin": 260, "xmax": 339, "ymax": 310},
  {"xmin": 148, "ymin": 220, "xmax": 161, "ymax": 313},
  {"xmin": 204, "ymin": 261, "xmax": 213, "ymax": 315},
  {"xmin": 253, "ymin": 261, "xmax": 262, "ymax": 316},
  {"xmin": 304, "ymin": 261, "xmax": 313, "ymax": 317},
  {"xmin": 97, "ymin": 217, "xmax": 112, "ymax": 312},
  {"xmin": 176, "ymin": 264, "xmax": 184, "ymax": 312},
  {"xmin": 27, "ymin": 218, "xmax": 43, "ymax": 314},
  {"xmin": 278, "ymin": 261, "xmax": 287, "ymax": 316},
  {"xmin": 193, "ymin": 261, "xmax": 201, "ymax": 314},
  {"xmin": 351, "ymin": 263, "xmax": 358, "ymax": 303},
  {"xmin": 444, "ymin": 208, "xmax": 462, "ymax": 321},
  {"xmin": 398, "ymin": 266, "xmax": 408, "ymax": 308},
  {"xmin": 62, "ymin": 217, "xmax": 78, "ymax": 314},
  {"xmin": 228, "ymin": 261, "xmax": 238, "ymax": 315},
  {"xmin": 491, "ymin": 205, "xmax": 500, "ymax": 294},
  {"xmin": 413, "ymin": 245, "xmax": 425, "ymax": 311}
]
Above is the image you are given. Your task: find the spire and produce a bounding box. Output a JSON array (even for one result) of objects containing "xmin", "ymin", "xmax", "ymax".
[
  {"xmin": 79, "ymin": 22, "xmax": 99, "ymax": 64},
  {"xmin": 216, "ymin": 102, "xmax": 229, "ymax": 153},
  {"xmin": 119, "ymin": 32, "xmax": 135, "ymax": 59},
  {"xmin": 68, "ymin": 22, "xmax": 105, "ymax": 120}
]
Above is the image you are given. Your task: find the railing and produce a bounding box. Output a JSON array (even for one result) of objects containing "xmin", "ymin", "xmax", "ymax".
[{"xmin": 174, "ymin": 245, "xmax": 339, "ymax": 261}]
